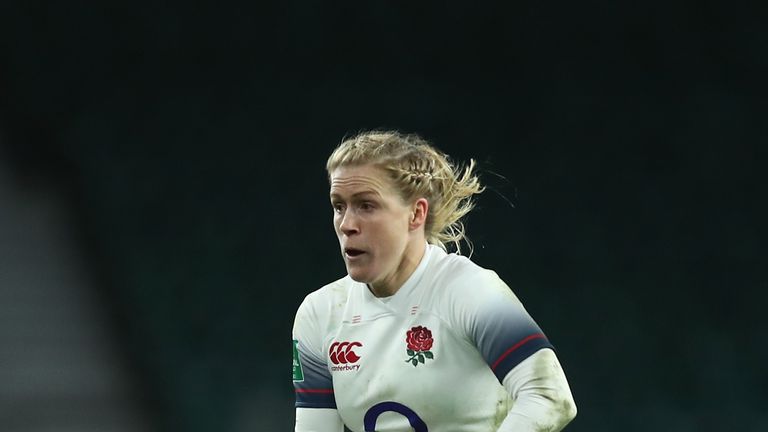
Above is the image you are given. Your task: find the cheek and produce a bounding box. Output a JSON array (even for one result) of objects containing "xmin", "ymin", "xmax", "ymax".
[{"xmin": 379, "ymin": 219, "xmax": 410, "ymax": 248}]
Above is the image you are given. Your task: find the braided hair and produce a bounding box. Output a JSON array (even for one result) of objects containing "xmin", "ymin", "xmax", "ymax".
[{"xmin": 326, "ymin": 130, "xmax": 484, "ymax": 255}]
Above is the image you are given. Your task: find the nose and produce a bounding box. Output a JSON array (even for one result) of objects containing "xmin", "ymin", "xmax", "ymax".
[{"xmin": 338, "ymin": 210, "xmax": 359, "ymax": 236}]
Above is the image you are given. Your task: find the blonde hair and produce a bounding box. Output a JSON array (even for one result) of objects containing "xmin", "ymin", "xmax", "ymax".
[{"xmin": 326, "ymin": 130, "xmax": 484, "ymax": 255}]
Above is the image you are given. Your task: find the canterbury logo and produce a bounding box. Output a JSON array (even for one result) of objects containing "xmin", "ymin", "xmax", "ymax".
[{"xmin": 329, "ymin": 341, "xmax": 362, "ymax": 364}]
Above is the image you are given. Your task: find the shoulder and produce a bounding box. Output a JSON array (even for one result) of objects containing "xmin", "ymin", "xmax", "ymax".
[
  {"xmin": 427, "ymin": 246, "xmax": 517, "ymax": 302},
  {"xmin": 292, "ymin": 277, "xmax": 355, "ymax": 378},
  {"xmin": 293, "ymin": 276, "xmax": 354, "ymax": 332}
]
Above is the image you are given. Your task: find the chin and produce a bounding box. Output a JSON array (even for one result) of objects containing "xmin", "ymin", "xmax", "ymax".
[
  {"xmin": 346, "ymin": 266, "xmax": 374, "ymax": 284},
  {"xmin": 346, "ymin": 271, "xmax": 368, "ymax": 283}
]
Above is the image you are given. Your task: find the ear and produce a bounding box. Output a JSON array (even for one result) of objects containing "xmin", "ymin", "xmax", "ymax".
[{"xmin": 409, "ymin": 198, "xmax": 429, "ymax": 231}]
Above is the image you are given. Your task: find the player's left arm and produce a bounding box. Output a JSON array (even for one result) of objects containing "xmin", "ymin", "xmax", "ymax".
[
  {"xmin": 497, "ymin": 348, "xmax": 576, "ymax": 431},
  {"xmin": 454, "ymin": 269, "xmax": 576, "ymax": 430}
]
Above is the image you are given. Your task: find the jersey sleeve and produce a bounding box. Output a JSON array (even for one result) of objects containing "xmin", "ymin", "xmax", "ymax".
[
  {"xmin": 497, "ymin": 348, "xmax": 577, "ymax": 431},
  {"xmin": 292, "ymin": 294, "xmax": 336, "ymax": 409},
  {"xmin": 452, "ymin": 269, "xmax": 554, "ymax": 382}
]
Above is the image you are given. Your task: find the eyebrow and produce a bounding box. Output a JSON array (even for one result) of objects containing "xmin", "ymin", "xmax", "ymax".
[{"xmin": 329, "ymin": 190, "xmax": 381, "ymax": 200}]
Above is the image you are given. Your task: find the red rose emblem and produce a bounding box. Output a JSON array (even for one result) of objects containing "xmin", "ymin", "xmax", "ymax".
[
  {"xmin": 404, "ymin": 326, "xmax": 435, "ymax": 367},
  {"xmin": 406, "ymin": 326, "xmax": 433, "ymax": 351},
  {"xmin": 405, "ymin": 326, "xmax": 434, "ymax": 351}
]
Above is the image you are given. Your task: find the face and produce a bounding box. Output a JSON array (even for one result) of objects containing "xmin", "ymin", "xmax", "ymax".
[{"xmin": 329, "ymin": 164, "xmax": 426, "ymax": 294}]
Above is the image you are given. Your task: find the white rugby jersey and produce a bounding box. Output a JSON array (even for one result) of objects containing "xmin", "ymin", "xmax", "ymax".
[{"xmin": 292, "ymin": 244, "xmax": 553, "ymax": 432}]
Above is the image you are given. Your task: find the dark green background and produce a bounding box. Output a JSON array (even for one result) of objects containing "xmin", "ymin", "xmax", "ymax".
[{"xmin": 2, "ymin": 1, "xmax": 766, "ymax": 431}]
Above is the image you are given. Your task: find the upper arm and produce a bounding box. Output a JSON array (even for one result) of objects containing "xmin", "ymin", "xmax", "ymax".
[
  {"xmin": 453, "ymin": 270, "xmax": 555, "ymax": 381},
  {"xmin": 292, "ymin": 296, "xmax": 336, "ymax": 409}
]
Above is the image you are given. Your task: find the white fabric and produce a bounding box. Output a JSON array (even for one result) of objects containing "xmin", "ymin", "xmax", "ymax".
[
  {"xmin": 293, "ymin": 244, "xmax": 576, "ymax": 431},
  {"xmin": 295, "ymin": 350, "xmax": 576, "ymax": 432},
  {"xmin": 295, "ymin": 408, "xmax": 344, "ymax": 432},
  {"xmin": 498, "ymin": 348, "xmax": 577, "ymax": 431}
]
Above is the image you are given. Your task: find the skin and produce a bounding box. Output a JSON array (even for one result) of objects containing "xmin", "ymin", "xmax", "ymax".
[{"xmin": 329, "ymin": 163, "xmax": 428, "ymax": 297}]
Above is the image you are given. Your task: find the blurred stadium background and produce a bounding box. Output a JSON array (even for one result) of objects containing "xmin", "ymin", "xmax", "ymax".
[{"xmin": 1, "ymin": 1, "xmax": 766, "ymax": 431}]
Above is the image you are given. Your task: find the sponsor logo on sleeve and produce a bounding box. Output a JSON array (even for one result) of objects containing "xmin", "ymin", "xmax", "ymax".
[{"xmin": 292, "ymin": 339, "xmax": 304, "ymax": 382}]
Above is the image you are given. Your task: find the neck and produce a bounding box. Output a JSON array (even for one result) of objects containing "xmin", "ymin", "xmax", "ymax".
[{"xmin": 369, "ymin": 240, "xmax": 426, "ymax": 298}]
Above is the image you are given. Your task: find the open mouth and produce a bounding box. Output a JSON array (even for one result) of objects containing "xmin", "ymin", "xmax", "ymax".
[{"xmin": 344, "ymin": 248, "xmax": 365, "ymax": 258}]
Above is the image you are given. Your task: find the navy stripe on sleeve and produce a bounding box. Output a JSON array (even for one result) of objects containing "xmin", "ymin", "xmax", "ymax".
[
  {"xmin": 295, "ymin": 387, "xmax": 337, "ymax": 409},
  {"xmin": 294, "ymin": 341, "xmax": 337, "ymax": 408},
  {"xmin": 489, "ymin": 333, "xmax": 554, "ymax": 381},
  {"xmin": 469, "ymin": 281, "xmax": 555, "ymax": 382}
]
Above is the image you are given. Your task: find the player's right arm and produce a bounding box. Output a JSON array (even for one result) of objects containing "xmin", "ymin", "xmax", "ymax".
[
  {"xmin": 293, "ymin": 295, "xmax": 344, "ymax": 432},
  {"xmin": 295, "ymin": 407, "xmax": 344, "ymax": 432}
]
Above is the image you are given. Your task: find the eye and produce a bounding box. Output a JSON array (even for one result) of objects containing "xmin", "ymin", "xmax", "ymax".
[
  {"xmin": 332, "ymin": 202, "xmax": 346, "ymax": 213},
  {"xmin": 359, "ymin": 201, "xmax": 375, "ymax": 211}
]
